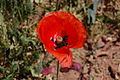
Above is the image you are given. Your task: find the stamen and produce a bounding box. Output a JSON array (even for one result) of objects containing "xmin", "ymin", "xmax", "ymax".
[
  {"xmin": 56, "ymin": 36, "xmax": 63, "ymax": 44},
  {"xmin": 51, "ymin": 36, "xmax": 68, "ymax": 50}
]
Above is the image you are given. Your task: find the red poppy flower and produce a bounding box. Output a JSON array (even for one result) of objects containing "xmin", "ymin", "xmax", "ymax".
[{"xmin": 37, "ymin": 11, "xmax": 86, "ymax": 68}]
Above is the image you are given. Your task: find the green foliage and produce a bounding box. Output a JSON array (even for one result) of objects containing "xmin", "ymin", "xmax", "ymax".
[
  {"xmin": 0, "ymin": 0, "xmax": 33, "ymax": 25},
  {"xmin": 0, "ymin": 24, "xmax": 42, "ymax": 79},
  {"xmin": 0, "ymin": 0, "xmax": 42, "ymax": 79}
]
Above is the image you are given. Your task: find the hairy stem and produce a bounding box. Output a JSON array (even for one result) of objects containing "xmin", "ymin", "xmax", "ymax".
[{"xmin": 56, "ymin": 61, "xmax": 59, "ymax": 80}]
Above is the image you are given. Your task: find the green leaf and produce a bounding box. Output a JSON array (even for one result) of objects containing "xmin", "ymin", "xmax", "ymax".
[
  {"xmin": 6, "ymin": 74, "xmax": 14, "ymax": 80},
  {"xmin": 30, "ymin": 63, "xmax": 42, "ymax": 77},
  {"xmin": 11, "ymin": 61, "xmax": 19, "ymax": 72},
  {"xmin": 32, "ymin": 50, "xmax": 40, "ymax": 61},
  {"xmin": 0, "ymin": 66, "xmax": 5, "ymax": 73},
  {"xmin": 30, "ymin": 66, "xmax": 39, "ymax": 77},
  {"xmin": 87, "ymin": 0, "xmax": 101, "ymax": 24},
  {"xmin": 37, "ymin": 63, "xmax": 43, "ymax": 74}
]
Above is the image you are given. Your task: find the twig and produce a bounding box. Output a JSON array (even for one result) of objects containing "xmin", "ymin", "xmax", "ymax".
[
  {"xmin": 41, "ymin": 43, "xmax": 47, "ymax": 66},
  {"xmin": 41, "ymin": 43, "xmax": 46, "ymax": 54}
]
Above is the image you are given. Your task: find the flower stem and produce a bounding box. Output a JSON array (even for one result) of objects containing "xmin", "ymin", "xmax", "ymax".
[{"xmin": 56, "ymin": 61, "xmax": 59, "ymax": 80}]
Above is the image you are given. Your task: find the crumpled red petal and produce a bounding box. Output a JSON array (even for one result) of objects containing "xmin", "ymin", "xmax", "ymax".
[
  {"xmin": 45, "ymin": 46, "xmax": 72, "ymax": 68},
  {"xmin": 41, "ymin": 66, "xmax": 54, "ymax": 75},
  {"xmin": 70, "ymin": 62, "xmax": 82, "ymax": 71}
]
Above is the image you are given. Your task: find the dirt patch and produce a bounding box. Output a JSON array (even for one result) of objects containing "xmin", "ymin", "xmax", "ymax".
[{"xmin": 56, "ymin": 44, "xmax": 120, "ymax": 80}]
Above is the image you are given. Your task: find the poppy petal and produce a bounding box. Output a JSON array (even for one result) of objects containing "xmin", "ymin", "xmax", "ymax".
[
  {"xmin": 46, "ymin": 11, "xmax": 86, "ymax": 48},
  {"xmin": 71, "ymin": 22, "xmax": 86, "ymax": 48},
  {"xmin": 45, "ymin": 46, "xmax": 72, "ymax": 68},
  {"xmin": 37, "ymin": 15, "xmax": 63, "ymax": 47}
]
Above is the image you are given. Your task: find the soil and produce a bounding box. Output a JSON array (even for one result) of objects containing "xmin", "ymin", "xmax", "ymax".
[{"xmin": 50, "ymin": 39, "xmax": 120, "ymax": 80}]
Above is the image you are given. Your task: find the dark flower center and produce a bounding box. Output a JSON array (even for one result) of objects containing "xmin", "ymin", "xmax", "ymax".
[{"xmin": 51, "ymin": 36, "xmax": 68, "ymax": 50}]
